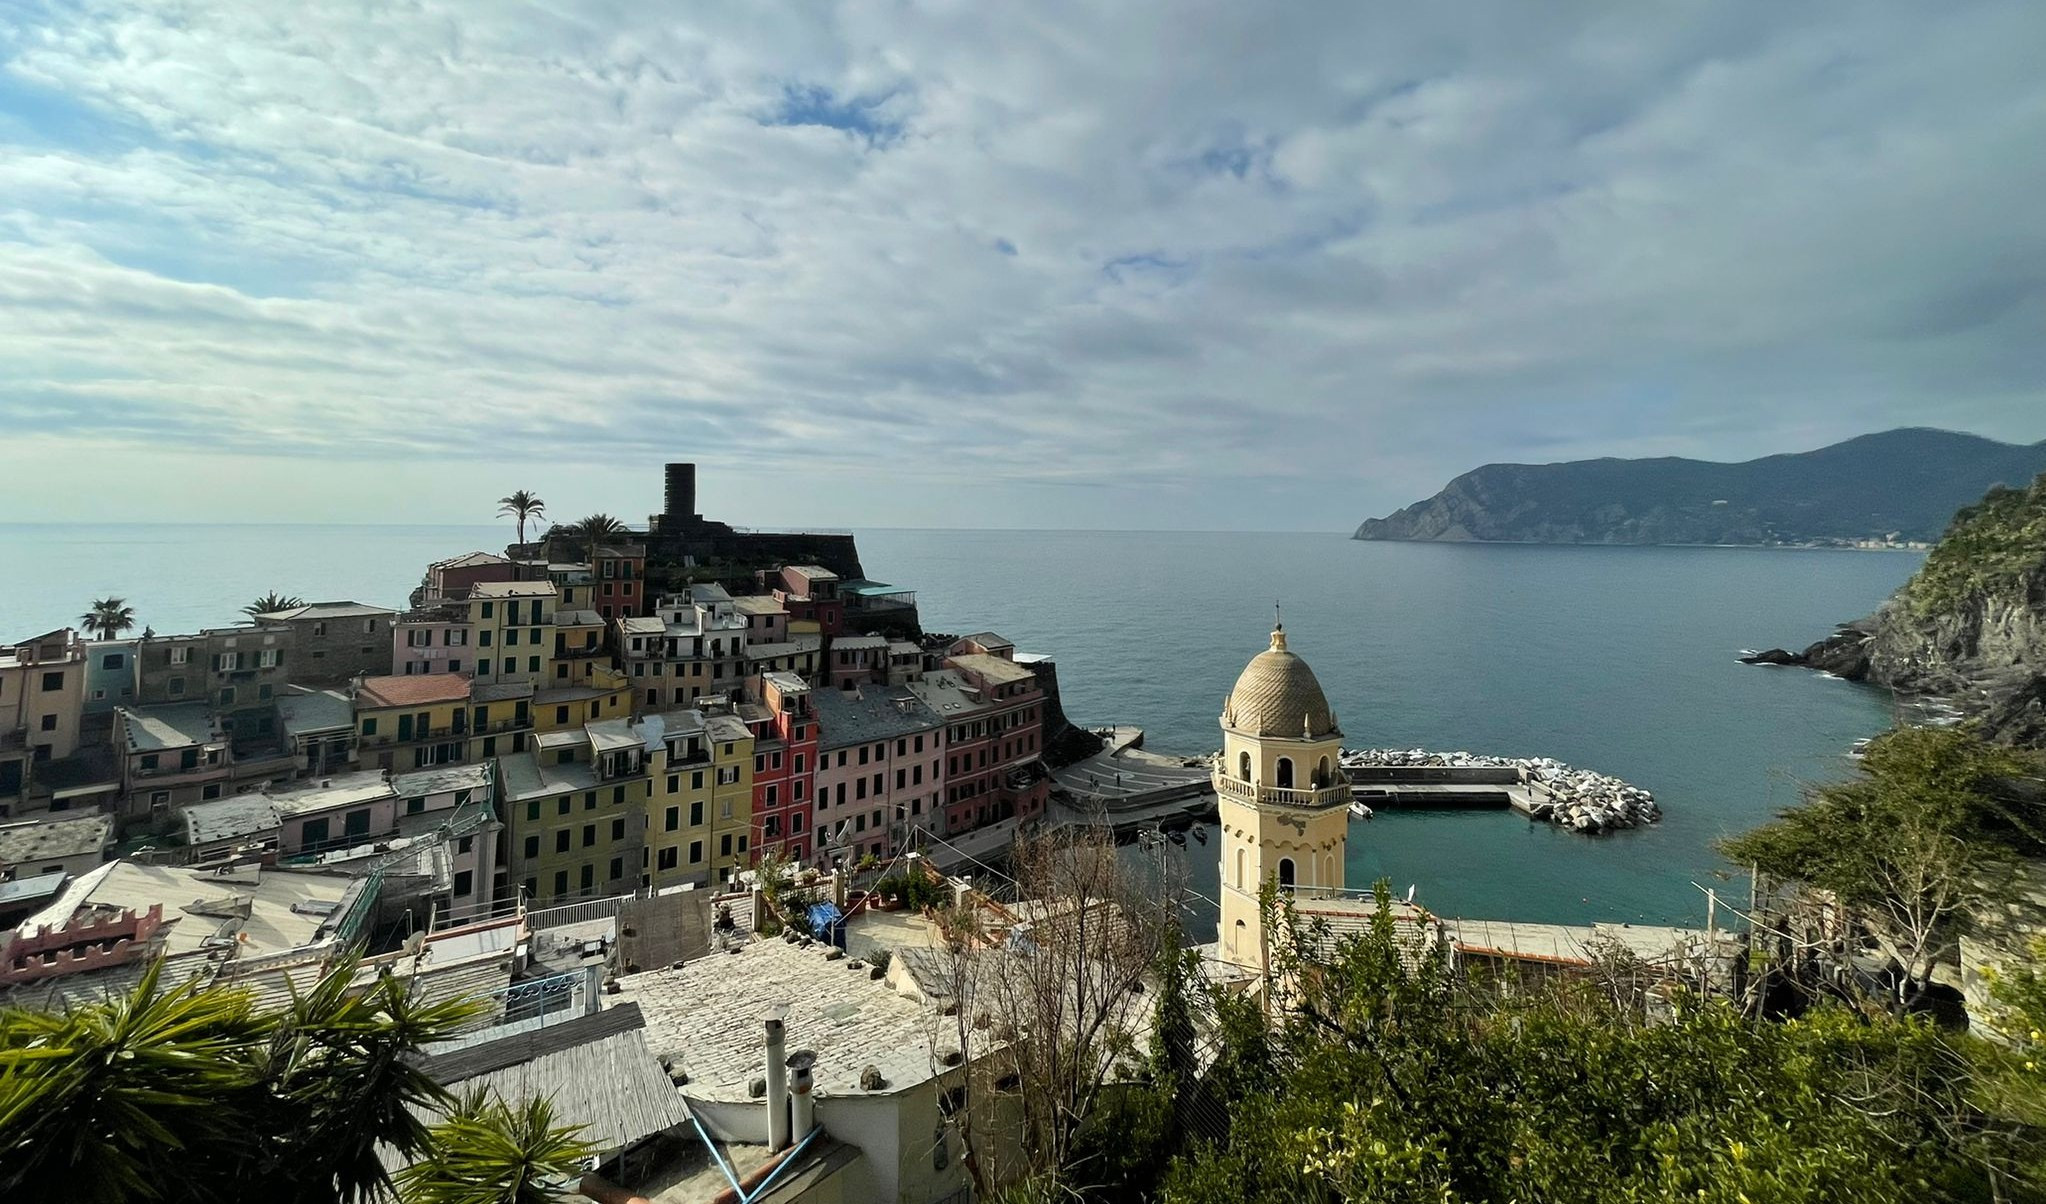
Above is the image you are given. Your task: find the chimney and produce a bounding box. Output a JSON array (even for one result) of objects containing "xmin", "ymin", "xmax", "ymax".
[
  {"xmin": 787, "ymin": 1049, "xmax": 817, "ymax": 1140},
  {"xmin": 764, "ymin": 1009, "xmax": 790, "ymax": 1152}
]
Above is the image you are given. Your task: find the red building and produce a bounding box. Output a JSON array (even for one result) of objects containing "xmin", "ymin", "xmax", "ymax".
[
  {"xmin": 745, "ymin": 671, "xmax": 818, "ymax": 864},
  {"xmin": 593, "ymin": 543, "xmax": 646, "ymax": 621},
  {"xmin": 915, "ymin": 640, "xmax": 1049, "ymax": 836},
  {"xmin": 769, "ymin": 565, "xmax": 844, "ymax": 637}
]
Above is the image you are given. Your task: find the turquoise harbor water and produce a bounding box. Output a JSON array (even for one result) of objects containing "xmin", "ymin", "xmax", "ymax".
[{"xmin": 0, "ymin": 524, "xmax": 1920, "ymax": 933}]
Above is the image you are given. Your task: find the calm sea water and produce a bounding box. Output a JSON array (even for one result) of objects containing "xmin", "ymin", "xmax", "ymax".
[{"xmin": 0, "ymin": 523, "xmax": 1919, "ymax": 932}]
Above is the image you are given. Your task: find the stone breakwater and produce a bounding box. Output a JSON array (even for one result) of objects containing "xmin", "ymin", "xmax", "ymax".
[{"xmin": 1339, "ymin": 748, "xmax": 1662, "ymax": 833}]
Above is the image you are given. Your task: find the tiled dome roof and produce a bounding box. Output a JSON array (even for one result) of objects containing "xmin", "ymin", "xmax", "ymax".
[{"xmin": 1222, "ymin": 627, "xmax": 1339, "ymax": 739}]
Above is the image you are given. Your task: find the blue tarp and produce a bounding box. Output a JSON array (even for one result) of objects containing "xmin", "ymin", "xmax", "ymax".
[{"xmin": 808, "ymin": 902, "xmax": 846, "ymax": 948}]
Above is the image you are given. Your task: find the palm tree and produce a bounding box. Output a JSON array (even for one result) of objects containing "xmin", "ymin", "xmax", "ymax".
[
  {"xmin": 572, "ymin": 513, "xmax": 627, "ymax": 565},
  {"xmin": 0, "ymin": 956, "xmax": 589, "ymax": 1204},
  {"xmin": 496, "ymin": 490, "xmax": 546, "ymax": 550},
  {"xmin": 80, "ymin": 597, "xmax": 136, "ymax": 640},
  {"xmin": 396, "ymin": 1089, "xmax": 595, "ymax": 1204},
  {"xmin": 244, "ymin": 592, "xmax": 305, "ymax": 619}
]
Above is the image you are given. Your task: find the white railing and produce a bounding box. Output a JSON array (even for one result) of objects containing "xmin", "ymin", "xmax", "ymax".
[{"xmin": 1213, "ymin": 773, "xmax": 1352, "ymax": 810}]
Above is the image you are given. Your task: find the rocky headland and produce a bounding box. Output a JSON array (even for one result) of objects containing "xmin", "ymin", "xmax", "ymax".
[
  {"xmin": 1743, "ymin": 473, "xmax": 2046, "ymax": 746},
  {"xmin": 1355, "ymin": 428, "xmax": 2046, "ymax": 546}
]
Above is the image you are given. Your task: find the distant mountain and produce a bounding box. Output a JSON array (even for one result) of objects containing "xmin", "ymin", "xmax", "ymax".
[{"xmin": 1353, "ymin": 429, "xmax": 2046, "ymax": 546}]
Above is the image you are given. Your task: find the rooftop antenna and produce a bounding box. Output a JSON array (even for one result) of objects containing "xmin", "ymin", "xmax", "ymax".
[{"xmin": 1274, "ymin": 600, "xmax": 1282, "ymax": 632}]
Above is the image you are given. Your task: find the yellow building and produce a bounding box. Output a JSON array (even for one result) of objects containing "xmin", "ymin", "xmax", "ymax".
[
  {"xmin": 1214, "ymin": 623, "xmax": 1351, "ymax": 973},
  {"xmin": 468, "ymin": 580, "xmax": 557, "ymax": 688},
  {"xmin": 499, "ymin": 720, "xmax": 648, "ymax": 904},
  {"xmin": 639, "ymin": 709, "xmax": 755, "ymax": 889},
  {"xmin": 533, "ymin": 665, "xmax": 631, "ymax": 735}
]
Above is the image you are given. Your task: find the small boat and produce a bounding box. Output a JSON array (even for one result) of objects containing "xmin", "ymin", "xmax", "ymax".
[
  {"xmin": 1190, "ymin": 825, "xmax": 1208, "ymax": 845},
  {"xmin": 1349, "ymin": 801, "xmax": 1374, "ymax": 820},
  {"xmin": 1848, "ymin": 738, "xmax": 1872, "ymax": 759}
]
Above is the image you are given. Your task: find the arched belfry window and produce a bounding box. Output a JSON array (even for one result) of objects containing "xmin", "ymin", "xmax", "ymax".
[
  {"xmin": 1277, "ymin": 857, "xmax": 1296, "ymax": 893},
  {"xmin": 1276, "ymin": 758, "xmax": 1294, "ymax": 789},
  {"xmin": 1315, "ymin": 756, "xmax": 1330, "ymax": 787},
  {"xmin": 1235, "ymin": 847, "xmax": 1245, "ymax": 890},
  {"xmin": 1231, "ymin": 919, "xmax": 1245, "ymax": 954},
  {"xmin": 1238, "ymin": 751, "xmax": 1252, "ymax": 781}
]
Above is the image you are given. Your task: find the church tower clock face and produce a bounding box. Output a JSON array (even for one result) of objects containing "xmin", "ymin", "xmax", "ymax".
[{"xmin": 1214, "ymin": 619, "xmax": 1351, "ymax": 972}]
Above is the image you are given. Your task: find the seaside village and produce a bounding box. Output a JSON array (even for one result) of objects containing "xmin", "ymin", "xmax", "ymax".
[{"xmin": 2, "ymin": 463, "xmax": 1739, "ymax": 1201}]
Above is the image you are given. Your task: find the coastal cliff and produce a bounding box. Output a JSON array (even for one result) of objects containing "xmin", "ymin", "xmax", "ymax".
[
  {"xmin": 1355, "ymin": 428, "xmax": 2046, "ymax": 546},
  {"xmin": 1748, "ymin": 473, "xmax": 2046, "ymax": 746}
]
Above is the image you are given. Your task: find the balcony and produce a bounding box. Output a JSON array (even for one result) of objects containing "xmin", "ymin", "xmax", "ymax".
[{"xmin": 1213, "ymin": 771, "xmax": 1352, "ymax": 811}]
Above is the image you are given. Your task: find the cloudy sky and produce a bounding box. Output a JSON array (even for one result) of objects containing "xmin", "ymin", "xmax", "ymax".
[{"xmin": 2, "ymin": 2, "xmax": 2043, "ymax": 531}]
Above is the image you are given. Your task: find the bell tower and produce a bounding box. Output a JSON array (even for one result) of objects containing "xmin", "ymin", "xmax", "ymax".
[{"xmin": 1214, "ymin": 621, "xmax": 1351, "ymax": 974}]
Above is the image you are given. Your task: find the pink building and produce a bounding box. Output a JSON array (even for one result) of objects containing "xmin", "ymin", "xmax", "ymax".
[
  {"xmin": 915, "ymin": 644, "xmax": 1049, "ymax": 836},
  {"xmin": 810, "ymin": 684, "xmax": 945, "ymax": 866},
  {"xmin": 269, "ymin": 770, "xmax": 398, "ymax": 854},
  {"xmin": 392, "ymin": 611, "xmax": 473, "ymax": 675}
]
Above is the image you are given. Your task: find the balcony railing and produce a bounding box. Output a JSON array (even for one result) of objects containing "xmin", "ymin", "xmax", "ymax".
[{"xmin": 1213, "ymin": 772, "xmax": 1352, "ymax": 810}]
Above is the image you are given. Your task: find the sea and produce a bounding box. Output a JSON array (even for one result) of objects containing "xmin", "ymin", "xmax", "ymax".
[{"xmin": 0, "ymin": 523, "xmax": 1922, "ymax": 936}]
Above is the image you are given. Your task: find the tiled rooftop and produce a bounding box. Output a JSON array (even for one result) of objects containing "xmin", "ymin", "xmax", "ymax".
[
  {"xmin": 0, "ymin": 814, "xmax": 112, "ymax": 865},
  {"xmin": 811, "ymin": 687, "xmax": 941, "ymax": 752},
  {"xmin": 181, "ymin": 796, "xmax": 282, "ymax": 846},
  {"xmin": 947, "ymin": 653, "xmax": 1037, "ymax": 687},
  {"xmin": 356, "ymin": 674, "xmax": 472, "ymax": 709},
  {"xmin": 612, "ymin": 936, "xmax": 949, "ymax": 1102},
  {"xmin": 267, "ymin": 769, "xmax": 395, "ymax": 817},
  {"xmin": 118, "ymin": 703, "xmax": 223, "ymax": 752}
]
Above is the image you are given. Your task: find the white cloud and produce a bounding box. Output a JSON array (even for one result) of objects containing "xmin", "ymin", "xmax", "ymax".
[{"xmin": 1, "ymin": 0, "xmax": 2043, "ymax": 529}]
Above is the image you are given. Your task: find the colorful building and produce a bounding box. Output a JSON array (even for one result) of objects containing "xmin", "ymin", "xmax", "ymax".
[
  {"xmin": 811, "ymin": 684, "xmax": 945, "ymax": 865},
  {"xmin": 743, "ymin": 672, "xmax": 818, "ymax": 865}
]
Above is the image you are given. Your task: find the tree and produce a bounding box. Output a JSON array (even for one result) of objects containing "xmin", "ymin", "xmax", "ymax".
[
  {"xmin": 1722, "ymin": 726, "xmax": 2046, "ymax": 1005},
  {"xmin": 0, "ymin": 958, "xmax": 587, "ymax": 1204},
  {"xmin": 497, "ymin": 490, "xmax": 547, "ymax": 550},
  {"xmin": 79, "ymin": 596, "xmax": 136, "ymax": 640},
  {"xmin": 397, "ymin": 1088, "xmax": 594, "ymax": 1204},
  {"xmin": 244, "ymin": 591, "xmax": 306, "ymax": 619},
  {"xmin": 1157, "ymin": 880, "xmax": 2038, "ymax": 1204},
  {"xmin": 571, "ymin": 514, "xmax": 627, "ymax": 565},
  {"xmin": 932, "ymin": 826, "xmax": 1182, "ymax": 1198}
]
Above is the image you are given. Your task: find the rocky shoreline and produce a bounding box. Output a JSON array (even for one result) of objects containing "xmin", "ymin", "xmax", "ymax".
[{"xmin": 1339, "ymin": 748, "xmax": 1661, "ymax": 833}]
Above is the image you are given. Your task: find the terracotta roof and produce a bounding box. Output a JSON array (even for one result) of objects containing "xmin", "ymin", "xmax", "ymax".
[{"xmin": 356, "ymin": 674, "xmax": 473, "ymax": 709}]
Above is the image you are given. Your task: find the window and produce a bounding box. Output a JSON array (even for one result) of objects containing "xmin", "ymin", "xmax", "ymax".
[
  {"xmin": 302, "ymin": 817, "xmax": 331, "ymax": 846},
  {"xmin": 719, "ymin": 834, "xmax": 732, "ymax": 857},
  {"xmin": 553, "ymin": 870, "xmax": 567, "ymax": 897},
  {"xmin": 611, "ymin": 817, "xmax": 626, "ymax": 840},
  {"xmin": 215, "ymin": 652, "xmax": 238, "ymax": 672},
  {"xmin": 524, "ymin": 835, "xmax": 540, "ymax": 859},
  {"xmin": 1276, "ymin": 758, "xmax": 1294, "ymax": 789},
  {"xmin": 101, "ymin": 653, "xmax": 123, "ymax": 670},
  {"xmin": 581, "ymin": 824, "xmax": 596, "ymax": 848},
  {"xmin": 219, "ymin": 686, "xmax": 236, "ymax": 706},
  {"xmin": 690, "ymin": 800, "xmax": 704, "ymax": 826},
  {"xmin": 362, "ymin": 717, "xmax": 378, "ymax": 736},
  {"xmin": 688, "ymin": 840, "xmax": 703, "ymax": 864},
  {"xmin": 580, "ymin": 864, "xmax": 594, "ymax": 891},
  {"xmin": 257, "ymin": 649, "xmax": 279, "ymax": 668},
  {"xmin": 454, "ymin": 870, "xmax": 473, "ymax": 896},
  {"xmin": 555, "ymin": 830, "xmax": 571, "ymax": 853},
  {"xmin": 1277, "ymin": 857, "xmax": 1296, "ymax": 892},
  {"xmin": 169, "ymin": 646, "xmax": 190, "ymax": 665},
  {"xmin": 39, "ymin": 714, "xmax": 55, "ymax": 732},
  {"xmin": 609, "ymin": 857, "xmax": 624, "ymax": 881},
  {"xmin": 665, "ymin": 806, "xmax": 680, "ymax": 831},
  {"xmin": 658, "ymin": 846, "xmax": 679, "ymax": 870},
  {"xmin": 168, "ymin": 675, "xmax": 184, "ymax": 695},
  {"xmin": 558, "ymin": 796, "xmax": 571, "ymax": 815},
  {"xmin": 479, "ymin": 658, "xmax": 492, "ymax": 675},
  {"xmin": 406, "ymin": 796, "xmax": 426, "ymax": 815}
]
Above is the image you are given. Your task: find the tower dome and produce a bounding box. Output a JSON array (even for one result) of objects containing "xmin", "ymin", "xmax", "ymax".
[{"xmin": 1222, "ymin": 625, "xmax": 1339, "ymax": 739}]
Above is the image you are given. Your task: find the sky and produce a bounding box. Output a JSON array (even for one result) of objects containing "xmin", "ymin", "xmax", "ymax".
[{"xmin": 1, "ymin": 2, "xmax": 2044, "ymax": 532}]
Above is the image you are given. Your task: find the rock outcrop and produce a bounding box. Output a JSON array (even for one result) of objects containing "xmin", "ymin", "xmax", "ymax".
[{"xmin": 1755, "ymin": 474, "xmax": 2046, "ymax": 746}]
